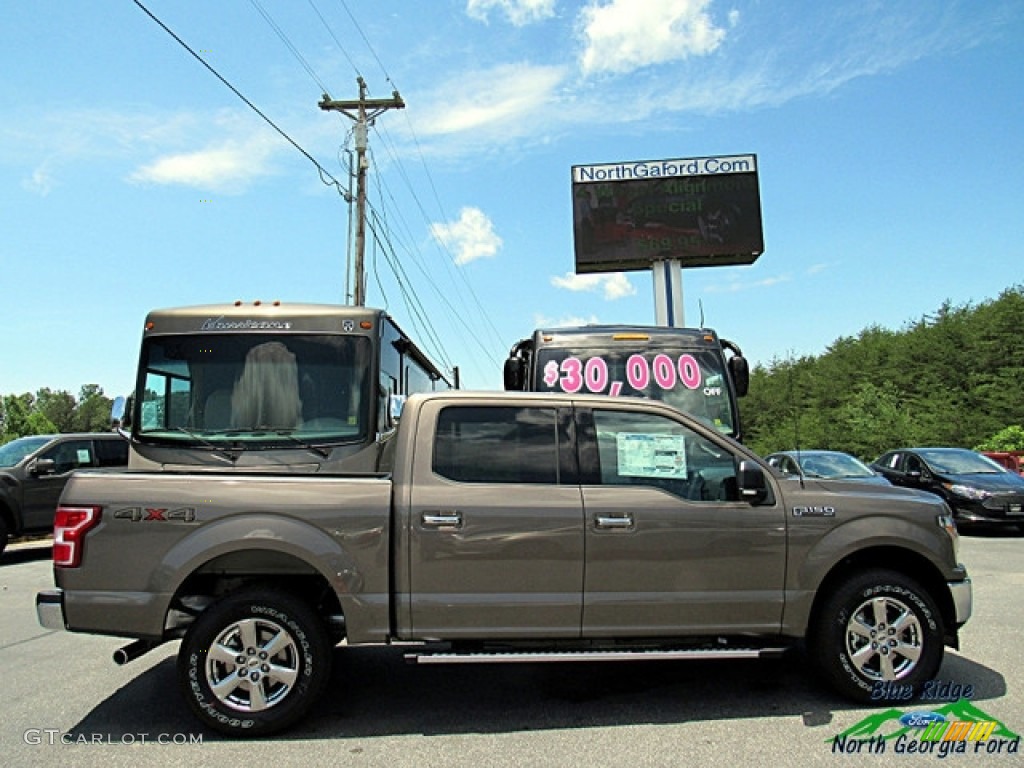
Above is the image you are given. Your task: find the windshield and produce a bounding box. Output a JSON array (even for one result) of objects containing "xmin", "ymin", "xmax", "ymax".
[
  {"xmin": 535, "ymin": 345, "xmax": 736, "ymax": 435},
  {"xmin": 136, "ymin": 333, "xmax": 372, "ymax": 447},
  {"xmin": 919, "ymin": 449, "xmax": 1004, "ymax": 475},
  {"xmin": 799, "ymin": 453, "xmax": 875, "ymax": 479},
  {"xmin": 0, "ymin": 435, "xmax": 52, "ymax": 467}
]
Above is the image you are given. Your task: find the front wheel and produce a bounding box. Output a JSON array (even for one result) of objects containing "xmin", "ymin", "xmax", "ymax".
[
  {"xmin": 178, "ymin": 588, "xmax": 332, "ymax": 736},
  {"xmin": 811, "ymin": 569, "xmax": 944, "ymax": 703}
]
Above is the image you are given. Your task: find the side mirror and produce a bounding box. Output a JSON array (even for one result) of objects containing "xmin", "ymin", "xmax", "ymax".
[
  {"xmin": 29, "ymin": 458, "xmax": 57, "ymax": 476},
  {"xmin": 111, "ymin": 396, "xmax": 126, "ymax": 423},
  {"xmin": 111, "ymin": 394, "xmax": 134, "ymax": 430},
  {"xmin": 737, "ymin": 459, "xmax": 769, "ymax": 505},
  {"xmin": 388, "ymin": 394, "xmax": 406, "ymax": 426},
  {"xmin": 728, "ymin": 354, "xmax": 749, "ymax": 397},
  {"xmin": 503, "ymin": 357, "xmax": 525, "ymax": 391}
]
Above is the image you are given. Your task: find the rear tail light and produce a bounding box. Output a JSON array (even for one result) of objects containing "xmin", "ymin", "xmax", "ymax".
[{"xmin": 53, "ymin": 506, "xmax": 101, "ymax": 567}]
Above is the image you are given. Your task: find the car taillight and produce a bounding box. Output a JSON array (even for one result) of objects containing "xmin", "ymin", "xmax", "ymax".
[{"xmin": 53, "ymin": 506, "xmax": 101, "ymax": 568}]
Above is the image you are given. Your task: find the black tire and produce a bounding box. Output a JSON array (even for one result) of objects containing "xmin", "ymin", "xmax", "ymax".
[
  {"xmin": 810, "ymin": 569, "xmax": 944, "ymax": 703},
  {"xmin": 178, "ymin": 588, "xmax": 332, "ymax": 736},
  {"xmin": 0, "ymin": 515, "xmax": 9, "ymax": 558}
]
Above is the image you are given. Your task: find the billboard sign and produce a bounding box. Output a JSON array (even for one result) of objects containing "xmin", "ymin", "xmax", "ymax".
[{"xmin": 571, "ymin": 154, "xmax": 764, "ymax": 274}]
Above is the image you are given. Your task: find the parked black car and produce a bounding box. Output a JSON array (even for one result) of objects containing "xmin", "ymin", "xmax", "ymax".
[
  {"xmin": 0, "ymin": 433, "xmax": 129, "ymax": 556},
  {"xmin": 765, "ymin": 450, "xmax": 891, "ymax": 485},
  {"xmin": 871, "ymin": 447, "xmax": 1024, "ymax": 528}
]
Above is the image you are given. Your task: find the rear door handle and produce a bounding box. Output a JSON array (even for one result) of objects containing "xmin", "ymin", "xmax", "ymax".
[
  {"xmin": 421, "ymin": 511, "xmax": 463, "ymax": 529},
  {"xmin": 595, "ymin": 515, "xmax": 634, "ymax": 529}
]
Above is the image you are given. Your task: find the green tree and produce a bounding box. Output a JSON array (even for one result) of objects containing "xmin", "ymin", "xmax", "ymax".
[
  {"xmin": 72, "ymin": 385, "xmax": 114, "ymax": 433},
  {"xmin": 741, "ymin": 284, "xmax": 1024, "ymax": 458},
  {"xmin": 975, "ymin": 426, "xmax": 1024, "ymax": 452},
  {"xmin": 1, "ymin": 393, "xmax": 35, "ymax": 442},
  {"xmin": 35, "ymin": 388, "xmax": 78, "ymax": 432}
]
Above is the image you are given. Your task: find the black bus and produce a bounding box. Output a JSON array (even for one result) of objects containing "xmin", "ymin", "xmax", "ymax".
[{"xmin": 504, "ymin": 325, "xmax": 747, "ymax": 441}]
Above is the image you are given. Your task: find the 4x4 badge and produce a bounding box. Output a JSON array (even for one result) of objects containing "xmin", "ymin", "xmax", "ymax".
[{"xmin": 112, "ymin": 506, "xmax": 197, "ymax": 523}]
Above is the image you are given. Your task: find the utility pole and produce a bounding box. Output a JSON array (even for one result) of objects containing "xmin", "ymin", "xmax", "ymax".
[{"xmin": 319, "ymin": 77, "xmax": 405, "ymax": 306}]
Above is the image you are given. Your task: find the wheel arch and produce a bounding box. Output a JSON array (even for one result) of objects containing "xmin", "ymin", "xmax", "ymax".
[
  {"xmin": 154, "ymin": 513, "xmax": 390, "ymax": 645},
  {"xmin": 806, "ymin": 546, "xmax": 957, "ymax": 648},
  {"xmin": 166, "ymin": 549, "xmax": 346, "ymax": 643}
]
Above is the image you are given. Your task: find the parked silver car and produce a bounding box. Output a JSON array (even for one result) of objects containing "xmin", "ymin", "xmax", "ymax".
[{"xmin": 766, "ymin": 450, "xmax": 891, "ymax": 485}]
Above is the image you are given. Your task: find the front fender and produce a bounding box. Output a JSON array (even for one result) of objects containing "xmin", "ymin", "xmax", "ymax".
[{"xmin": 782, "ymin": 511, "xmax": 956, "ymax": 634}]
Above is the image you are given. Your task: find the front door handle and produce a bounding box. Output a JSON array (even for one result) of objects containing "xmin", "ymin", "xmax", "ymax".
[{"xmin": 595, "ymin": 515, "xmax": 634, "ymax": 529}]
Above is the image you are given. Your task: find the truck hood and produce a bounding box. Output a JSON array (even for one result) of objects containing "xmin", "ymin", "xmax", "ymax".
[{"xmin": 781, "ymin": 476, "xmax": 940, "ymax": 504}]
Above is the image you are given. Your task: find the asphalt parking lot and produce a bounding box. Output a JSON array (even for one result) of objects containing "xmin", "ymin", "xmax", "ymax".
[{"xmin": 2, "ymin": 531, "xmax": 1021, "ymax": 767}]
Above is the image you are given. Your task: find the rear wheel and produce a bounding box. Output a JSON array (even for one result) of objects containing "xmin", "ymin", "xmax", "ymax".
[
  {"xmin": 811, "ymin": 569, "xmax": 944, "ymax": 702},
  {"xmin": 178, "ymin": 588, "xmax": 331, "ymax": 736}
]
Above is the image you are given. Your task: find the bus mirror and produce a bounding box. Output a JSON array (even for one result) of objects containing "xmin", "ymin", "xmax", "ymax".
[
  {"xmin": 112, "ymin": 394, "xmax": 134, "ymax": 430},
  {"xmin": 503, "ymin": 357, "xmax": 525, "ymax": 390},
  {"xmin": 728, "ymin": 354, "xmax": 749, "ymax": 397},
  {"xmin": 388, "ymin": 394, "xmax": 406, "ymax": 425}
]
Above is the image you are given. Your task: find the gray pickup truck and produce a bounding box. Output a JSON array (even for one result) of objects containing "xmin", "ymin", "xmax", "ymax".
[
  {"xmin": 0, "ymin": 432, "xmax": 128, "ymax": 556},
  {"xmin": 37, "ymin": 391, "xmax": 972, "ymax": 736}
]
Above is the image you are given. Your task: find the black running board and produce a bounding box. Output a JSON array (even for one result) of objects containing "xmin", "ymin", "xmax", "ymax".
[{"xmin": 406, "ymin": 647, "xmax": 787, "ymax": 665}]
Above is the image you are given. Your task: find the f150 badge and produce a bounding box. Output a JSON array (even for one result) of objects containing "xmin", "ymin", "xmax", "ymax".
[{"xmin": 792, "ymin": 506, "xmax": 836, "ymax": 517}]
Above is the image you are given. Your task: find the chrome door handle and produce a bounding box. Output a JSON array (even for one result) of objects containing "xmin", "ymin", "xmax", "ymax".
[
  {"xmin": 421, "ymin": 511, "xmax": 463, "ymax": 528},
  {"xmin": 595, "ymin": 515, "xmax": 633, "ymax": 529}
]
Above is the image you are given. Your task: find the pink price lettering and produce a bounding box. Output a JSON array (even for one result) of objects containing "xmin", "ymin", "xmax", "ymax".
[{"xmin": 543, "ymin": 354, "xmax": 702, "ymax": 395}]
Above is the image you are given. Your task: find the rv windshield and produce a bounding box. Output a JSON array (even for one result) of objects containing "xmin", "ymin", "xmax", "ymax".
[
  {"xmin": 535, "ymin": 346, "xmax": 736, "ymax": 436},
  {"xmin": 136, "ymin": 333, "xmax": 372, "ymax": 446}
]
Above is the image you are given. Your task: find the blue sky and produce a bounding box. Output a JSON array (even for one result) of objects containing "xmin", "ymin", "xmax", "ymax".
[{"xmin": 2, "ymin": 0, "xmax": 1022, "ymax": 398}]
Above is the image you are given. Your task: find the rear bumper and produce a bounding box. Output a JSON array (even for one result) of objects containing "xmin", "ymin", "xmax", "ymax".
[{"xmin": 36, "ymin": 589, "xmax": 66, "ymax": 631}]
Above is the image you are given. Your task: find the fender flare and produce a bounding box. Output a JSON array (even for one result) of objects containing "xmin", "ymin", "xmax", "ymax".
[{"xmin": 152, "ymin": 513, "xmax": 390, "ymax": 643}]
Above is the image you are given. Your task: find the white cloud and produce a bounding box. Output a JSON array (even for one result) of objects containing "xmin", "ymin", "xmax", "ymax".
[
  {"xmin": 534, "ymin": 312, "xmax": 602, "ymax": 328},
  {"xmin": 22, "ymin": 165, "xmax": 55, "ymax": 196},
  {"xmin": 129, "ymin": 132, "xmax": 278, "ymax": 193},
  {"xmin": 704, "ymin": 274, "xmax": 791, "ymax": 293},
  {"xmin": 430, "ymin": 207, "xmax": 503, "ymax": 265},
  {"xmin": 467, "ymin": 0, "xmax": 556, "ymax": 26},
  {"xmin": 578, "ymin": 0, "xmax": 728, "ymax": 76},
  {"xmin": 551, "ymin": 271, "xmax": 637, "ymax": 300},
  {"xmin": 414, "ymin": 63, "xmax": 567, "ymax": 139}
]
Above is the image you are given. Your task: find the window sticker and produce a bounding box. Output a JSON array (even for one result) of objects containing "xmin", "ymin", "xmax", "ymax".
[
  {"xmin": 76, "ymin": 449, "xmax": 91, "ymax": 464},
  {"xmin": 616, "ymin": 433, "xmax": 687, "ymax": 479}
]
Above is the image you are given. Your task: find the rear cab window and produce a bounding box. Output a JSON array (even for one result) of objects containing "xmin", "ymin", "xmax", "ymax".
[{"xmin": 432, "ymin": 405, "xmax": 576, "ymax": 485}]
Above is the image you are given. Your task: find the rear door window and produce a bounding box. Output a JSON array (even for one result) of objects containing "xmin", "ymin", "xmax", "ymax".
[
  {"xmin": 94, "ymin": 438, "xmax": 129, "ymax": 467},
  {"xmin": 433, "ymin": 406, "xmax": 564, "ymax": 484}
]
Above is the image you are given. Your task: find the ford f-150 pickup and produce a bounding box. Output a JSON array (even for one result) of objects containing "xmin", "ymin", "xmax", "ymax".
[{"xmin": 37, "ymin": 391, "xmax": 972, "ymax": 736}]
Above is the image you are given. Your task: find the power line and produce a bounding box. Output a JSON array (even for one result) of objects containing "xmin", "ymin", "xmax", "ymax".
[
  {"xmin": 249, "ymin": 0, "xmax": 332, "ymax": 96},
  {"xmin": 131, "ymin": 0, "xmax": 350, "ymax": 201},
  {"xmin": 369, "ymin": 121, "xmax": 506, "ymax": 355},
  {"xmin": 306, "ymin": 0, "xmax": 362, "ymax": 79},
  {"xmin": 333, "ymin": 0, "xmax": 396, "ymax": 88},
  {"xmin": 308, "ymin": 1, "xmax": 504, "ymax": 371}
]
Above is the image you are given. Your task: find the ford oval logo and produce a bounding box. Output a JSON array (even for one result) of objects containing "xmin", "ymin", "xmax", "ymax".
[{"xmin": 900, "ymin": 711, "xmax": 946, "ymax": 728}]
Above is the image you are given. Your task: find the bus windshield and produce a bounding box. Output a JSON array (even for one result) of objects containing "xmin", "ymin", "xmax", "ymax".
[
  {"xmin": 137, "ymin": 333, "xmax": 371, "ymax": 446},
  {"xmin": 534, "ymin": 345, "xmax": 737, "ymax": 436}
]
